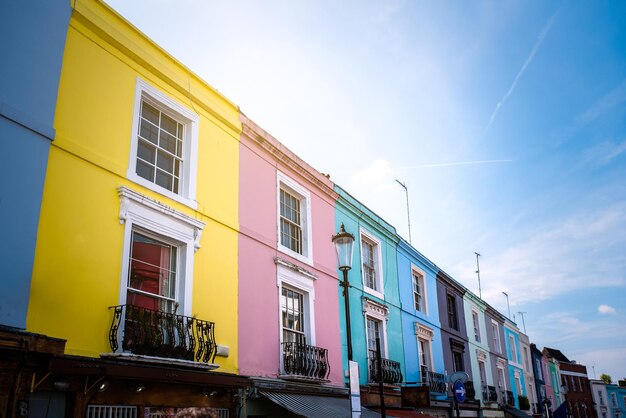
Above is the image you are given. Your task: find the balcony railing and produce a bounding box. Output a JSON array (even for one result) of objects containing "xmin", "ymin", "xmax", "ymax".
[
  {"xmin": 504, "ymin": 390, "xmax": 515, "ymax": 407},
  {"xmin": 368, "ymin": 356, "xmax": 403, "ymax": 384},
  {"xmin": 420, "ymin": 369, "xmax": 447, "ymax": 395},
  {"xmin": 109, "ymin": 304, "xmax": 217, "ymax": 363},
  {"xmin": 465, "ymin": 381, "xmax": 476, "ymax": 400},
  {"xmin": 282, "ymin": 342, "xmax": 330, "ymax": 381},
  {"xmin": 482, "ymin": 385, "xmax": 498, "ymax": 402}
]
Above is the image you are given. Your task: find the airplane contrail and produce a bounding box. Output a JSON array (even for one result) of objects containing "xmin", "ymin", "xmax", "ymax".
[{"xmin": 398, "ymin": 159, "xmax": 513, "ymax": 169}]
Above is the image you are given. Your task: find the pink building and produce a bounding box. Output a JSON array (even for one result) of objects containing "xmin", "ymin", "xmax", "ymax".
[
  {"xmin": 544, "ymin": 356, "xmax": 556, "ymax": 411},
  {"xmin": 238, "ymin": 115, "xmax": 347, "ymax": 413}
]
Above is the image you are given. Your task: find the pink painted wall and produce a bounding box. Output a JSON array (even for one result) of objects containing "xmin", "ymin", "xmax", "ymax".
[
  {"xmin": 238, "ymin": 115, "xmax": 342, "ymax": 385},
  {"xmin": 543, "ymin": 356, "xmax": 555, "ymax": 407}
]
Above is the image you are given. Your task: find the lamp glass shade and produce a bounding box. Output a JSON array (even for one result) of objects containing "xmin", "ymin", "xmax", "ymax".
[{"xmin": 332, "ymin": 224, "xmax": 354, "ymax": 271}]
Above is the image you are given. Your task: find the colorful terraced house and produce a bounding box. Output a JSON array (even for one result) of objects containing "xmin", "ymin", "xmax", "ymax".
[{"xmin": 19, "ymin": 0, "xmax": 245, "ymax": 415}]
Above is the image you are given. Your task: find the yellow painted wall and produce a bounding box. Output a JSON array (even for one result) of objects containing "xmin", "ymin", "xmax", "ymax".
[{"xmin": 27, "ymin": 0, "xmax": 240, "ymax": 373}]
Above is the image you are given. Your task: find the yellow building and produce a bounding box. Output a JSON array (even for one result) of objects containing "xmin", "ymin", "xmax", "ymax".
[{"xmin": 26, "ymin": 0, "xmax": 245, "ymax": 415}]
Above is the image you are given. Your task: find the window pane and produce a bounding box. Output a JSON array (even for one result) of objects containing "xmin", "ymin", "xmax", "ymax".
[
  {"xmin": 141, "ymin": 102, "xmax": 160, "ymax": 125},
  {"xmin": 157, "ymin": 150, "xmax": 174, "ymax": 172},
  {"xmin": 139, "ymin": 119, "xmax": 159, "ymax": 144},
  {"xmin": 155, "ymin": 170, "xmax": 173, "ymax": 191},
  {"xmin": 279, "ymin": 189, "xmax": 303, "ymax": 254},
  {"xmin": 137, "ymin": 140, "xmax": 156, "ymax": 163},
  {"xmin": 159, "ymin": 131, "xmax": 178, "ymax": 155},
  {"xmin": 127, "ymin": 231, "xmax": 177, "ymax": 312},
  {"xmin": 136, "ymin": 159, "xmax": 154, "ymax": 182},
  {"xmin": 282, "ymin": 287, "xmax": 305, "ymax": 344},
  {"xmin": 136, "ymin": 99, "xmax": 185, "ymax": 196},
  {"xmin": 160, "ymin": 112, "xmax": 179, "ymax": 136}
]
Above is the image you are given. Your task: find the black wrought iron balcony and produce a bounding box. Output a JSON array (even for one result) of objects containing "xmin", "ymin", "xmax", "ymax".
[
  {"xmin": 368, "ymin": 356, "xmax": 402, "ymax": 384},
  {"xmin": 505, "ymin": 390, "xmax": 515, "ymax": 407},
  {"xmin": 483, "ymin": 385, "xmax": 498, "ymax": 402},
  {"xmin": 420, "ymin": 370, "xmax": 447, "ymax": 395},
  {"xmin": 464, "ymin": 380, "xmax": 476, "ymax": 400},
  {"xmin": 109, "ymin": 304, "xmax": 217, "ymax": 363},
  {"xmin": 281, "ymin": 342, "xmax": 330, "ymax": 381}
]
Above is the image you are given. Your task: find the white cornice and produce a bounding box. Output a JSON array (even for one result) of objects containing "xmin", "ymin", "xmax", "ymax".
[
  {"xmin": 274, "ymin": 257, "xmax": 318, "ymax": 280},
  {"xmin": 118, "ymin": 186, "xmax": 205, "ymax": 251},
  {"xmin": 415, "ymin": 323, "xmax": 434, "ymax": 340},
  {"xmin": 363, "ymin": 297, "xmax": 389, "ymax": 321},
  {"xmin": 241, "ymin": 116, "xmax": 337, "ymax": 201}
]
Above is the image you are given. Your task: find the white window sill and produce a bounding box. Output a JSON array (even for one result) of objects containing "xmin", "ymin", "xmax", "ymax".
[
  {"xmin": 364, "ymin": 286, "xmax": 384, "ymax": 300},
  {"xmin": 278, "ymin": 244, "xmax": 313, "ymax": 266},
  {"xmin": 127, "ymin": 172, "xmax": 198, "ymax": 210}
]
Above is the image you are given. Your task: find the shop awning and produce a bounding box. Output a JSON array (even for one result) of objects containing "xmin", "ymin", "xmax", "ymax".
[
  {"xmin": 260, "ymin": 390, "xmax": 381, "ymax": 418},
  {"xmin": 502, "ymin": 405, "xmax": 531, "ymax": 418},
  {"xmin": 370, "ymin": 408, "xmax": 437, "ymax": 417}
]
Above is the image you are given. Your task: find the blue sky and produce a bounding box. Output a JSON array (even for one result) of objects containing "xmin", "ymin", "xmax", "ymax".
[{"xmin": 105, "ymin": 0, "xmax": 626, "ymax": 380}]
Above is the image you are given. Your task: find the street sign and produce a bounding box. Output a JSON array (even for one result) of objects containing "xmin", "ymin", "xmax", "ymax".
[
  {"xmin": 454, "ymin": 380, "xmax": 467, "ymax": 403},
  {"xmin": 448, "ymin": 371, "xmax": 469, "ymax": 383}
]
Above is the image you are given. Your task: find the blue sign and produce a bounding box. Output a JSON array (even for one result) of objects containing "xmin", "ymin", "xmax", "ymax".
[{"xmin": 454, "ymin": 380, "xmax": 466, "ymax": 403}]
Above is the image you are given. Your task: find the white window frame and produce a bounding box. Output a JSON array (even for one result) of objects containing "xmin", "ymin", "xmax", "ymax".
[
  {"xmin": 478, "ymin": 358, "xmax": 488, "ymax": 385},
  {"xmin": 497, "ymin": 365, "xmax": 507, "ymax": 391},
  {"xmin": 522, "ymin": 347, "xmax": 530, "ymax": 372},
  {"xmin": 127, "ymin": 78, "xmax": 199, "ymax": 209},
  {"xmin": 509, "ymin": 334, "xmax": 518, "ymax": 363},
  {"xmin": 276, "ymin": 264, "xmax": 316, "ymax": 347},
  {"xmin": 117, "ymin": 186, "xmax": 205, "ymax": 317},
  {"xmin": 514, "ymin": 370, "xmax": 523, "ymax": 396},
  {"xmin": 276, "ymin": 172, "xmax": 313, "ymax": 264},
  {"xmin": 416, "ymin": 323, "xmax": 434, "ymax": 376},
  {"xmin": 411, "ymin": 265, "xmax": 427, "ymax": 314},
  {"xmin": 360, "ymin": 228, "xmax": 384, "ymax": 298},
  {"xmin": 492, "ymin": 320, "xmax": 502, "ymax": 353},
  {"xmin": 363, "ymin": 298, "xmax": 389, "ymax": 358},
  {"xmin": 472, "ymin": 310, "xmax": 481, "ymax": 342}
]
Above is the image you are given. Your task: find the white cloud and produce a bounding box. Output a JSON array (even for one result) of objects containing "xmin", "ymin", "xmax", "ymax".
[
  {"xmin": 571, "ymin": 347, "xmax": 626, "ymax": 382},
  {"xmin": 451, "ymin": 202, "xmax": 626, "ymax": 306},
  {"xmin": 350, "ymin": 159, "xmax": 396, "ymax": 190},
  {"xmin": 598, "ymin": 304, "xmax": 617, "ymax": 315}
]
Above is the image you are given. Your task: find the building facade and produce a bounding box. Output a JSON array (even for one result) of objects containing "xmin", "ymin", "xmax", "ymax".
[
  {"xmin": 397, "ymin": 238, "xmax": 449, "ymax": 415},
  {"xmin": 23, "ymin": 0, "xmax": 247, "ymax": 415},
  {"xmin": 237, "ymin": 115, "xmax": 350, "ymax": 415},
  {"xmin": 335, "ymin": 185, "xmax": 404, "ymax": 408},
  {"xmin": 436, "ymin": 271, "xmax": 479, "ymax": 417},
  {"xmin": 464, "ymin": 290, "xmax": 501, "ymax": 415},
  {"xmin": 503, "ymin": 320, "xmax": 527, "ymax": 410},
  {"xmin": 485, "ymin": 306, "xmax": 512, "ymax": 408}
]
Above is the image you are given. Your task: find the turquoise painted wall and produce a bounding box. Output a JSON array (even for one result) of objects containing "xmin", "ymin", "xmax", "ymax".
[{"xmin": 334, "ymin": 185, "xmax": 404, "ymax": 385}]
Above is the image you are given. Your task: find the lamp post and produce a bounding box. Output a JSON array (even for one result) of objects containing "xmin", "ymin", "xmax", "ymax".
[
  {"xmin": 332, "ymin": 223, "xmax": 355, "ymax": 361},
  {"xmin": 333, "ymin": 223, "xmax": 361, "ymax": 418}
]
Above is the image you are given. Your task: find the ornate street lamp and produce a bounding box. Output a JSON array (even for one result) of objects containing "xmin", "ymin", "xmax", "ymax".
[{"xmin": 332, "ymin": 223, "xmax": 355, "ymax": 361}]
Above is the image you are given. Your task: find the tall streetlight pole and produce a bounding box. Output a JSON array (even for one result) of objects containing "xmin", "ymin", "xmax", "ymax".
[
  {"xmin": 502, "ymin": 292, "xmax": 511, "ymax": 319},
  {"xmin": 333, "ymin": 224, "xmax": 360, "ymax": 418},
  {"xmin": 517, "ymin": 311, "xmax": 527, "ymax": 334},
  {"xmin": 395, "ymin": 179, "xmax": 412, "ymax": 244},
  {"xmin": 332, "ymin": 223, "xmax": 355, "ymax": 361},
  {"xmin": 474, "ymin": 252, "xmax": 482, "ymax": 299}
]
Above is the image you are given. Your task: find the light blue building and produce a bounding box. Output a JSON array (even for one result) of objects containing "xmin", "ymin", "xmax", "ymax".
[
  {"xmin": 503, "ymin": 319, "xmax": 527, "ymax": 409},
  {"xmin": 397, "ymin": 238, "xmax": 446, "ymax": 401},
  {"xmin": 606, "ymin": 384, "xmax": 626, "ymax": 418},
  {"xmin": 0, "ymin": 0, "xmax": 70, "ymax": 329}
]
